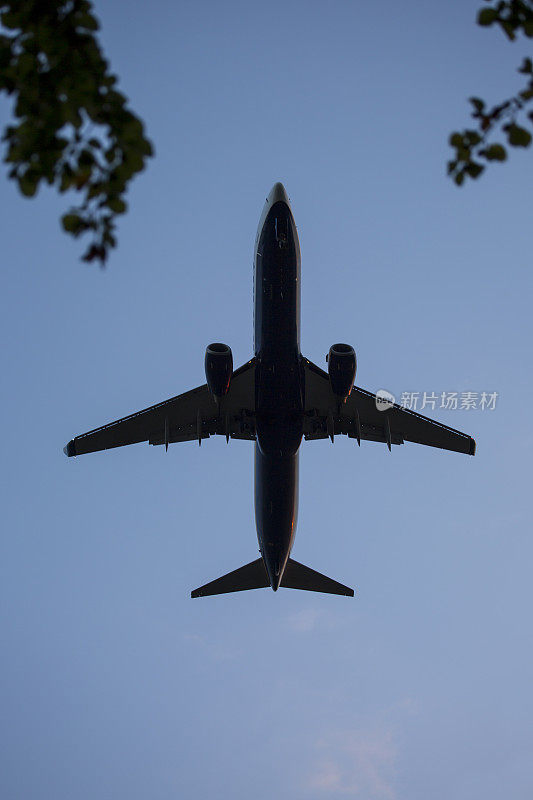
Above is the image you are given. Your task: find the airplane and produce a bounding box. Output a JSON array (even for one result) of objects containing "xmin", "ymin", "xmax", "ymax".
[{"xmin": 64, "ymin": 182, "xmax": 476, "ymax": 598}]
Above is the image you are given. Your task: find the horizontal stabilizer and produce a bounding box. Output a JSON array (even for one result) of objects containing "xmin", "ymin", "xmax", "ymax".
[
  {"xmin": 280, "ymin": 558, "xmax": 354, "ymax": 596},
  {"xmin": 191, "ymin": 558, "xmax": 269, "ymax": 598}
]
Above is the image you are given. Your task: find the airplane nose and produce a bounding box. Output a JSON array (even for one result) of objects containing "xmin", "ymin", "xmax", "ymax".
[
  {"xmin": 256, "ymin": 182, "xmax": 293, "ymax": 247},
  {"xmin": 268, "ymin": 182, "xmax": 290, "ymax": 207}
]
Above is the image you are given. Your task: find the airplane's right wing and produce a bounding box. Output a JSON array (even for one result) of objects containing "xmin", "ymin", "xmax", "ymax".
[
  {"xmin": 302, "ymin": 357, "xmax": 475, "ymax": 456},
  {"xmin": 64, "ymin": 359, "xmax": 256, "ymax": 457}
]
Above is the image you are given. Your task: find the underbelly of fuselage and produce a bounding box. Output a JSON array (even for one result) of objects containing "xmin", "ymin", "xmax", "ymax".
[
  {"xmin": 253, "ymin": 195, "xmax": 302, "ymax": 588},
  {"xmin": 254, "ymin": 446, "xmax": 299, "ymax": 585},
  {"xmin": 255, "ymin": 354, "xmax": 303, "ymax": 457}
]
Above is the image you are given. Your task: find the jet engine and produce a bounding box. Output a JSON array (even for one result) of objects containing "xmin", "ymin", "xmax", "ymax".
[
  {"xmin": 205, "ymin": 343, "xmax": 233, "ymax": 399},
  {"xmin": 327, "ymin": 343, "xmax": 356, "ymax": 401}
]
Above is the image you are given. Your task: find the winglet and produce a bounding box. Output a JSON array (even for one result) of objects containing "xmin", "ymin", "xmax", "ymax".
[
  {"xmin": 63, "ymin": 439, "xmax": 76, "ymax": 457},
  {"xmin": 469, "ymin": 438, "xmax": 476, "ymax": 456}
]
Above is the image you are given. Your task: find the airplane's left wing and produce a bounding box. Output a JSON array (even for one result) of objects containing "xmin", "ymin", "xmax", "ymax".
[
  {"xmin": 302, "ymin": 357, "xmax": 475, "ymax": 456},
  {"xmin": 64, "ymin": 359, "xmax": 256, "ymax": 457}
]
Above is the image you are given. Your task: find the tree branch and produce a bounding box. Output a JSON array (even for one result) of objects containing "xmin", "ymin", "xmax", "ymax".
[{"xmin": 0, "ymin": 0, "xmax": 154, "ymax": 264}]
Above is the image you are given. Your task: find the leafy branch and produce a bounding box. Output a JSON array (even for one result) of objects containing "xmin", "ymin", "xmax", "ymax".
[
  {"xmin": 448, "ymin": 0, "xmax": 533, "ymax": 185},
  {"xmin": 0, "ymin": 0, "xmax": 154, "ymax": 264}
]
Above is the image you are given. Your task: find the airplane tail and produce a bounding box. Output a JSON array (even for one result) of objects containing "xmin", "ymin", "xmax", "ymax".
[{"xmin": 191, "ymin": 557, "xmax": 354, "ymax": 598}]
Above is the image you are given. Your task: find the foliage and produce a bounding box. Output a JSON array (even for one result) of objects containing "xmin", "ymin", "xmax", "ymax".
[
  {"xmin": 0, "ymin": 0, "xmax": 153, "ymax": 264},
  {"xmin": 448, "ymin": 1, "xmax": 533, "ymax": 185}
]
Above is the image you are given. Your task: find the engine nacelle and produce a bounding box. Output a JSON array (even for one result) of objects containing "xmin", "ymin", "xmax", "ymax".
[
  {"xmin": 205, "ymin": 343, "xmax": 233, "ymax": 399},
  {"xmin": 327, "ymin": 343, "xmax": 356, "ymax": 401}
]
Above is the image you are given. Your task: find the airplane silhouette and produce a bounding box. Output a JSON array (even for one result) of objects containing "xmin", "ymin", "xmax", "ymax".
[{"xmin": 64, "ymin": 183, "xmax": 475, "ymax": 598}]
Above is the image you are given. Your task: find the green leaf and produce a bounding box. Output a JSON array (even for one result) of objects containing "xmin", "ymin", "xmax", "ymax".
[
  {"xmin": 78, "ymin": 149, "xmax": 95, "ymax": 167},
  {"xmin": 103, "ymin": 230, "xmax": 117, "ymax": 248},
  {"xmin": 499, "ymin": 20, "xmax": 516, "ymax": 40},
  {"xmin": 138, "ymin": 138, "xmax": 154, "ymax": 157},
  {"xmin": 477, "ymin": 8, "xmax": 497, "ymax": 26},
  {"xmin": 506, "ymin": 123, "xmax": 532, "ymax": 146},
  {"xmin": 74, "ymin": 168, "xmax": 92, "ymax": 188},
  {"xmin": 18, "ymin": 171, "xmax": 39, "ymax": 197},
  {"xmin": 482, "ymin": 143, "xmax": 507, "ymax": 161},
  {"xmin": 17, "ymin": 52, "xmax": 36, "ymax": 76},
  {"xmin": 121, "ymin": 117, "xmax": 143, "ymax": 142},
  {"xmin": 107, "ymin": 197, "xmax": 127, "ymax": 213},
  {"xmin": 81, "ymin": 243, "xmax": 107, "ymax": 264},
  {"xmin": 465, "ymin": 129, "xmax": 482, "ymax": 146},
  {"xmin": 519, "ymin": 57, "xmax": 533, "ymax": 74},
  {"xmin": 524, "ymin": 21, "xmax": 533, "ymax": 37},
  {"xmin": 59, "ymin": 168, "xmax": 74, "ymax": 192},
  {"xmin": 1, "ymin": 11, "xmax": 22, "ymax": 29},
  {"xmin": 61, "ymin": 213, "xmax": 84, "ymax": 234},
  {"xmin": 454, "ymin": 172, "xmax": 465, "ymax": 186},
  {"xmin": 124, "ymin": 151, "xmax": 144, "ymax": 173},
  {"xmin": 86, "ymin": 181, "xmax": 104, "ymax": 199},
  {"xmin": 464, "ymin": 162, "xmax": 484, "ymax": 179},
  {"xmin": 469, "ymin": 96, "xmax": 485, "ymax": 113},
  {"xmin": 62, "ymin": 103, "xmax": 83, "ymax": 128},
  {"xmin": 76, "ymin": 12, "xmax": 99, "ymax": 32},
  {"xmin": 449, "ymin": 132, "xmax": 464, "ymax": 148}
]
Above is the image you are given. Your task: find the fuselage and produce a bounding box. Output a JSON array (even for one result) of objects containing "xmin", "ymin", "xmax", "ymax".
[{"xmin": 253, "ymin": 183, "xmax": 302, "ymax": 590}]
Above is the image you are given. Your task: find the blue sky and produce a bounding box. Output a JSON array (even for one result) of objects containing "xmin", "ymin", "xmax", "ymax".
[{"xmin": 1, "ymin": 1, "xmax": 532, "ymax": 798}]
